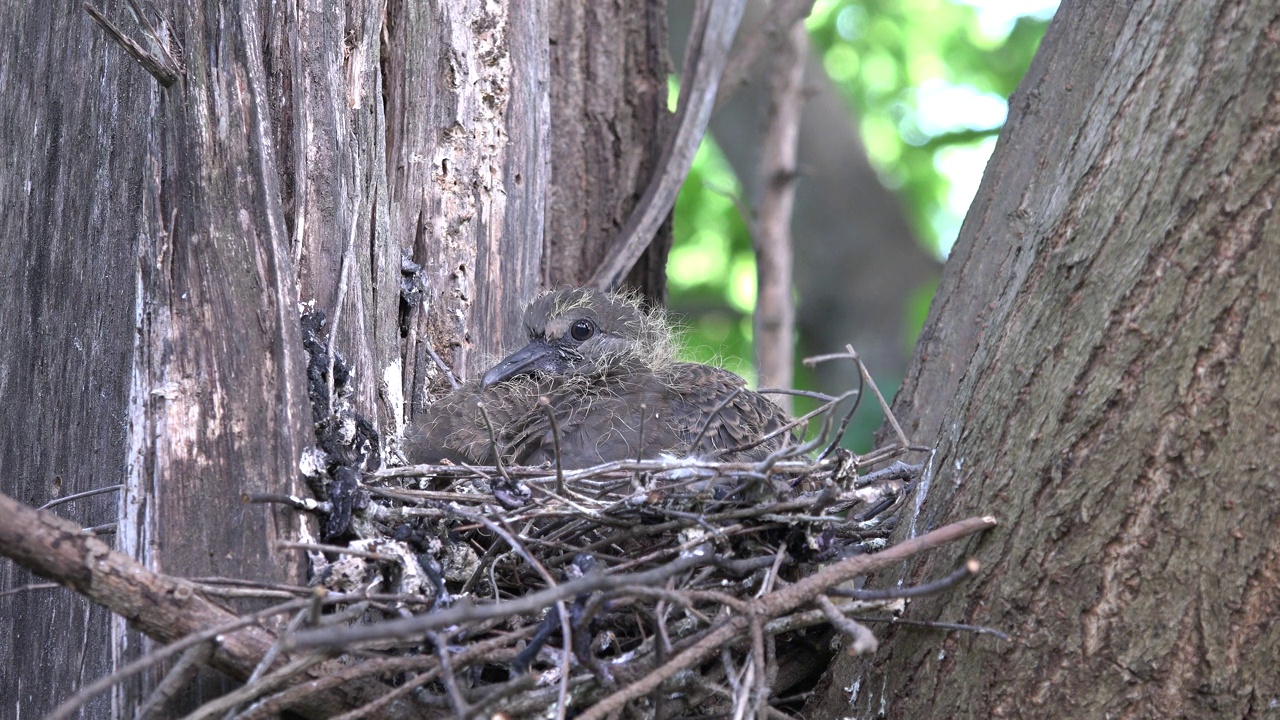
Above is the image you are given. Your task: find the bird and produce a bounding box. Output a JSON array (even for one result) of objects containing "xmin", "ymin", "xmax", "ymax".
[{"xmin": 406, "ymin": 287, "xmax": 794, "ymax": 469}]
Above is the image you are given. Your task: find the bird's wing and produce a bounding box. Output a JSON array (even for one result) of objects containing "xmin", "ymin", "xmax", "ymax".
[{"xmin": 665, "ymin": 364, "xmax": 792, "ymax": 460}]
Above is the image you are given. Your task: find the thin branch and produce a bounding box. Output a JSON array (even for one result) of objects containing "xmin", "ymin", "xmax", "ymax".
[
  {"xmin": 849, "ymin": 615, "xmax": 1011, "ymax": 642},
  {"xmin": 714, "ymin": 0, "xmax": 818, "ymax": 113},
  {"xmin": 589, "ymin": 0, "xmax": 746, "ymax": 290},
  {"xmin": 0, "ymin": 490, "xmax": 423, "ymax": 719},
  {"xmin": 37, "ymin": 484, "xmax": 123, "ymax": 511},
  {"xmin": 539, "ymin": 396, "xmax": 567, "ymax": 495},
  {"xmin": 135, "ymin": 641, "xmax": 214, "ymax": 720},
  {"xmin": 752, "ymin": 18, "xmax": 807, "ymax": 407},
  {"xmin": 815, "ymin": 594, "xmax": 878, "ymax": 655}
]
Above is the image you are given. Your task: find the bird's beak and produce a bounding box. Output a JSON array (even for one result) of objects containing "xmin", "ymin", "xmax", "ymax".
[{"xmin": 481, "ymin": 340, "xmax": 559, "ymax": 388}]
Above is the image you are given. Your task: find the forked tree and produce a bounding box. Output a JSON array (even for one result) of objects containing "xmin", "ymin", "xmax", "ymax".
[{"xmin": 2, "ymin": 0, "xmax": 1277, "ymax": 718}]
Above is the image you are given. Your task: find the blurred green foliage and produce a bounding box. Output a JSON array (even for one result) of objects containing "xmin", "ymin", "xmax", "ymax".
[{"xmin": 667, "ymin": 0, "xmax": 1054, "ymax": 445}]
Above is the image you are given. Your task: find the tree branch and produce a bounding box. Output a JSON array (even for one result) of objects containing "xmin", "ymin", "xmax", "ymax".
[
  {"xmin": 589, "ymin": 0, "xmax": 746, "ymax": 290},
  {"xmin": 0, "ymin": 490, "xmax": 422, "ymax": 719}
]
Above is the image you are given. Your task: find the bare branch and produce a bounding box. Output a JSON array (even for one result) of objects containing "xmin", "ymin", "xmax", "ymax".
[{"xmin": 589, "ymin": 0, "xmax": 746, "ymax": 290}]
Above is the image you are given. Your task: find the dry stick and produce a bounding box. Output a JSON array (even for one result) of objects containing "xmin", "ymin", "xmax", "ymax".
[
  {"xmin": 124, "ymin": 0, "xmax": 179, "ymax": 72},
  {"xmin": 807, "ymin": 345, "xmax": 912, "ymax": 451},
  {"xmin": 792, "ymin": 347, "xmax": 870, "ymax": 459},
  {"xmin": 819, "ymin": 364, "xmax": 866, "ymax": 461},
  {"xmin": 463, "ymin": 674, "xmax": 540, "ymax": 719},
  {"xmin": 752, "ymin": 18, "xmax": 806, "ymax": 405},
  {"xmin": 476, "ymin": 402, "xmax": 515, "ymax": 484},
  {"xmin": 246, "ymin": 491, "xmax": 332, "ymax": 514},
  {"xmin": 135, "ymin": 641, "xmax": 215, "ymax": 720},
  {"xmin": 325, "ymin": 670, "xmax": 441, "ymax": 720},
  {"xmin": 37, "ymin": 484, "xmax": 123, "ymax": 510},
  {"xmin": 178, "ymin": 653, "xmax": 335, "ymax": 720},
  {"xmin": 714, "ymin": 0, "xmax": 818, "ymax": 113},
  {"xmin": 279, "ymin": 540, "xmax": 400, "ymax": 562},
  {"xmin": 589, "ymin": 0, "xmax": 745, "ymax": 290},
  {"xmin": 43, "ymin": 597, "xmax": 309, "ymax": 720},
  {"xmin": 725, "ymin": 387, "xmax": 849, "ymax": 456},
  {"xmin": 815, "ymin": 594, "xmax": 878, "ymax": 655},
  {"xmin": 0, "ymin": 490, "xmax": 428, "ymax": 720},
  {"xmin": 574, "ymin": 515, "xmax": 997, "ymax": 720},
  {"xmin": 265, "ymin": 628, "xmax": 538, "ymax": 720},
  {"xmin": 292, "ymin": 551, "xmax": 739, "ymax": 649},
  {"xmin": 848, "ymin": 615, "xmax": 1011, "ymax": 642},
  {"xmin": 425, "ymin": 631, "xmax": 470, "ymax": 718},
  {"xmin": 828, "ymin": 558, "xmax": 979, "ymax": 601},
  {"xmin": 539, "ymin": 396, "xmax": 567, "ymax": 495},
  {"xmin": 758, "ymin": 386, "xmax": 841, "ymax": 402},
  {"xmin": 0, "ymin": 581, "xmax": 59, "ymax": 598},
  {"xmin": 684, "ymin": 672, "xmax": 793, "ymax": 720},
  {"xmin": 855, "ymin": 345, "xmax": 911, "ymax": 449},
  {"xmin": 326, "ymin": 189, "xmax": 363, "ymax": 410},
  {"xmin": 760, "ymin": 598, "xmax": 899, "ymax": 636},
  {"xmin": 749, "ymin": 614, "xmax": 769, "ymax": 715},
  {"xmin": 228, "ymin": 598, "xmax": 331, "ymax": 720},
  {"xmin": 635, "ymin": 402, "xmax": 648, "ymax": 463},
  {"xmin": 437, "ymin": 501, "xmax": 574, "ymax": 719},
  {"xmin": 424, "ymin": 340, "xmax": 461, "ymax": 389}
]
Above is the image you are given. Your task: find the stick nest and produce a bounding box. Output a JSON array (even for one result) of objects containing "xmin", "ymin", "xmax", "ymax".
[{"xmin": 276, "ymin": 327, "xmax": 971, "ymax": 719}]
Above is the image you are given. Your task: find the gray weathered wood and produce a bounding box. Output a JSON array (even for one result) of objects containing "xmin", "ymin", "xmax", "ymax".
[
  {"xmin": 2, "ymin": 0, "xmax": 673, "ymax": 715},
  {"xmin": 0, "ymin": 4, "xmax": 147, "ymax": 714},
  {"xmin": 389, "ymin": 0, "xmax": 549, "ymax": 416}
]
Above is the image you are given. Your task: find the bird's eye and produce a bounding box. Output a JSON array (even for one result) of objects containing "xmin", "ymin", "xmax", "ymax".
[{"xmin": 569, "ymin": 319, "xmax": 595, "ymax": 342}]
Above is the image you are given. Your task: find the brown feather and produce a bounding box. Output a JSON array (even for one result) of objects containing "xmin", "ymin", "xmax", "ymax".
[{"xmin": 407, "ymin": 289, "xmax": 793, "ymax": 468}]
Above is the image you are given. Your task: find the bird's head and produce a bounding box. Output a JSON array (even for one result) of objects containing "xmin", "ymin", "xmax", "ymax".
[{"xmin": 481, "ymin": 288, "xmax": 674, "ymax": 388}]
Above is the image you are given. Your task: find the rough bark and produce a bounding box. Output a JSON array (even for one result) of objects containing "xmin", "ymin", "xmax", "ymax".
[
  {"xmin": 808, "ymin": 1, "xmax": 1280, "ymax": 717},
  {"xmin": 387, "ymin": 0, "xmax": 549, "ymax": 410},
  {"xmin": 2, "ymin": 2, "xmax": 316, "ymax": 712},
  {"xmin": 0, "ymin": 6, "xmax": 144, "ymax": 714},
  {"xmin": 545, "ymin": 0, "xmax": 671, "ymax": 300},
  {"xmin": 1, "ymin": 0, "xmax": 672, "ymax": 715}
]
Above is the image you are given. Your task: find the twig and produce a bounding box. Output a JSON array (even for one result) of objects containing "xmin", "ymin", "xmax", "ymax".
[
  {"xmin": 37, "ymin": 484, "xmax": 123, "ymax": 511},
  {"xmin": 291, "ymin": 549, "xmax": 762, "ymax": 649},
  {"xmin": 828, "ymin": 559, "xmax": 979, "ymax": 602},
  {"xmin": 135, "ymin": 641, "xmax": 215, "ymax": 720},
  {"xmin": 714, "ymin": 0, "xmax": 818, "ymax": 113},
  {"xmin": 43, "ymin": 598, "xmax": 311, "ymax": 720},
  {"xmin": 849, "ymin": 615, "xmax": 1011, "ymax": 642},
  {"xmin": 751, "ymin": 17, "xmax": 807, "ymax": 405},
  {"xmin": 177, "ymin": 652, "xmax": 334, "ymax": 720},
  {"xmin": 424, "ymin": 340, "xmax": 461, "ymax": 389},
  {"xmin": 278, "ymin": 541, "xmax": 399, "ymax": 562},
  {"xmin": 574, "ymin": 516, "xmax": 996, "ymax": 720},
  {"xmin": 589, "ymin": 0, "xmax": 746, "ymax": 290},
  {"xmin": 539, "ymin": 396, "xmax": 567, "ymax": 495},
  {"xmin": 819, "ymin": 370, "xmax": 865, "ymax": 460},
  {"xmin": 425, "ymin": 631, "xmax": 471, "ymax": 718},
  {"xmin": 815, "ymin": 594, "xmax": 877, "ymax": 655},
  {"xmin": 476, "ymin": 401, "xmax": 514, "ymax": 483}
]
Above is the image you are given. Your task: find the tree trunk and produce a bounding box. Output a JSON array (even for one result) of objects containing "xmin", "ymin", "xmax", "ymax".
[
  {"xmin": 0, "ymin": 0, "xmax": 669, "ymax": 715},
  {"xmin": 808, "ymin": 1, "xmax": 1280, "ymax": 717}
]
